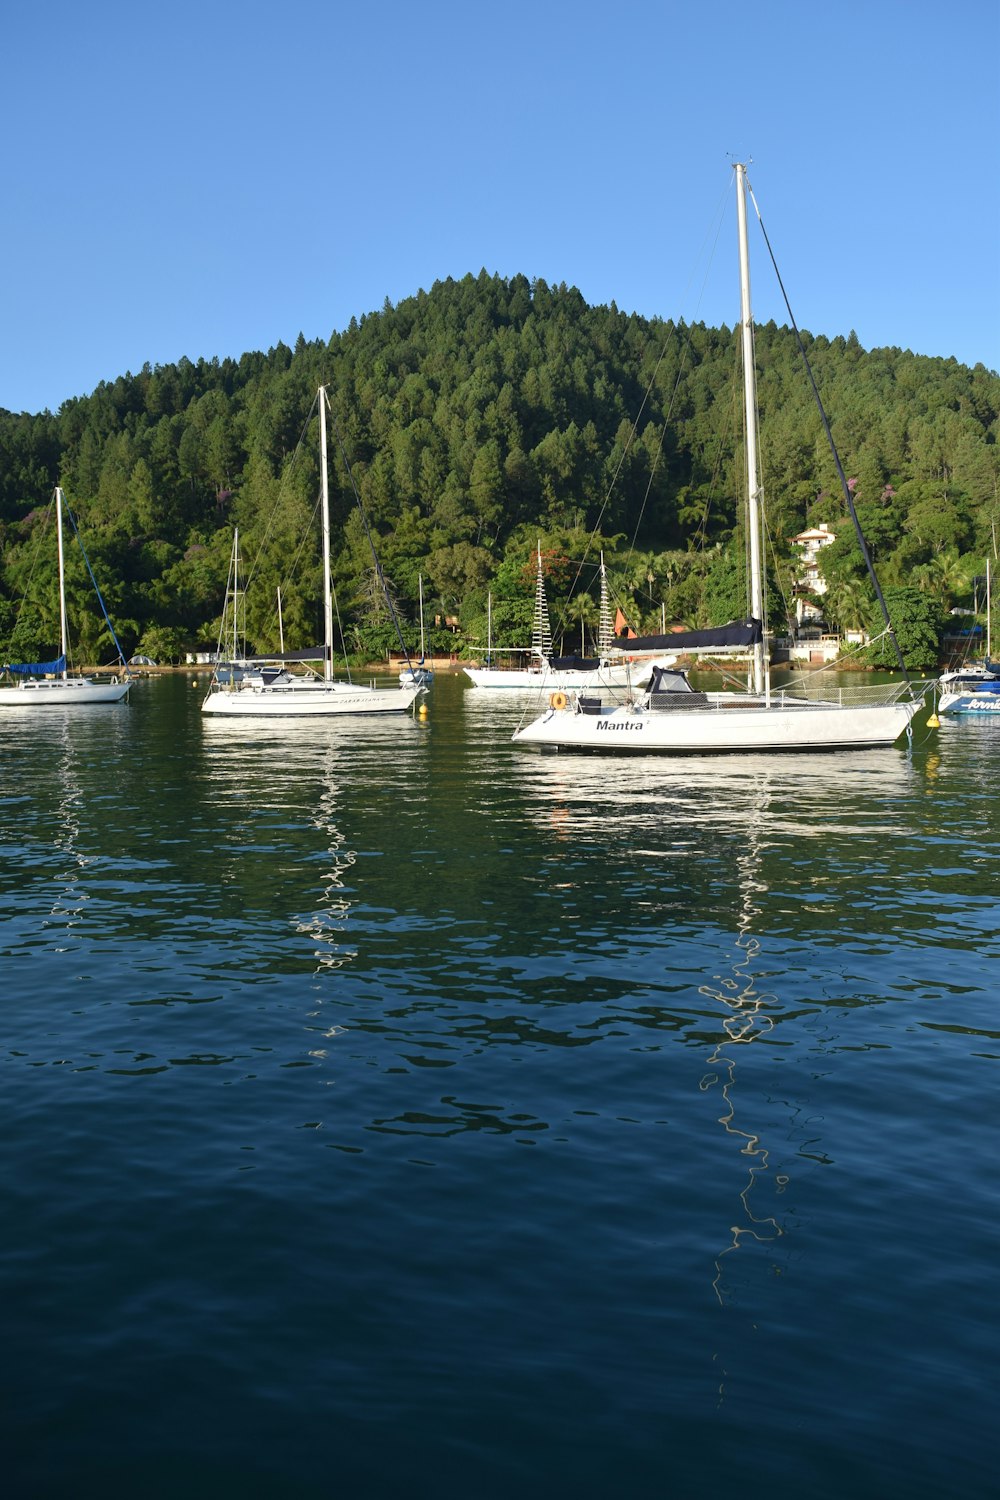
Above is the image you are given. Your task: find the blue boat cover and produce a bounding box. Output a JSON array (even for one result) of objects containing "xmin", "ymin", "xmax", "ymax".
[{"xmin": 5, "ymin": 656, "xmax": 66, "ymax": 676}]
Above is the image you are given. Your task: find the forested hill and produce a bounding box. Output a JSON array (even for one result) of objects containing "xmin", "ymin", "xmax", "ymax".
[{"xmin": 1, "ymin": 270, "xmax": 998, "ymax": 666}]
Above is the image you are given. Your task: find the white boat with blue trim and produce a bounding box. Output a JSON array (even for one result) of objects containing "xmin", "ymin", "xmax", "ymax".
[
  {"xmin": 937, "ymin": 561, "xmax": 1000, "ymax": 717},
  {"xmin": 0, "ymin": 487, "xmax": 130, "ymax": 708}
]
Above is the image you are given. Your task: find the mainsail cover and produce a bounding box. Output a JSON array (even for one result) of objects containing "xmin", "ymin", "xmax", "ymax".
[
  {"xmin": 613, "ymin": 619, "xmax": 762, "ymax": 653},
  {"xmin": 5, "ymin": 655, "xmax": 67, "ymax": 676}
]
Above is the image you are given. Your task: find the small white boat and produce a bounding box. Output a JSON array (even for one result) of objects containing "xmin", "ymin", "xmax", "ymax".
[
  {"xmin": 202, "ymin": 389, "xmax": 425, "ymax": 721},
  {"xmin": 464, "ymin": 656, "xmax": 634, "ymax": 692},
  {"xmin": 0, "ymin": 487, "xmax": 130, "ymax": 709}
]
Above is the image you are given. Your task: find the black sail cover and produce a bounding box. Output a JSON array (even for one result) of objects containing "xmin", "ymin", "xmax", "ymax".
[
  {"xmin": 614, "ymin": 619, "xmax": 762, "ymax": 652},
  {"xmin": 245, "ymin": 647, "xmax": 326, "ymax": 664}
]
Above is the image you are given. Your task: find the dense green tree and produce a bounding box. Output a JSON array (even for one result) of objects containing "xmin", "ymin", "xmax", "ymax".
[
  {"xmin": 860, "ymin": 586, "xmax": 942, "ymax": 670},
  {"xmin": 0, "ymin": 273, "xmax": 996, "ymax": 661}
]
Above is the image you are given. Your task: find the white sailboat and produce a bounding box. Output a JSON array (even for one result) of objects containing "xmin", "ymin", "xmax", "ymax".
[
  {"xmin": 202, "ymin": 387, "xmax": 425, "ymax": 719},
  {"xmin": 0, "ymin": 487, "xmax": 130, "ymax": 708},
  {"xmin": 464, "ymin": 544, "xmax": 641, "ymax": 692},
  {"xmin": 399, "ymin": 575, "xmax": 433, "ymax": 688},
  {"xmin": 514, "ymin": 163, "xmax": 926, "ymax": 754}
]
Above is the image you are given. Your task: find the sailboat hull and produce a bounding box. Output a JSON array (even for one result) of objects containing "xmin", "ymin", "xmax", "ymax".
[
  {"xmin": 201, "ymin": 681, "xmax": 423, "ymax": 716},
  {"xmin": 513, "ymin": 696, "xmax": 923, "ymax": 753},
  {"xmin": 0, "ymin": 677, "xmax": 130, "ymax": 706}
]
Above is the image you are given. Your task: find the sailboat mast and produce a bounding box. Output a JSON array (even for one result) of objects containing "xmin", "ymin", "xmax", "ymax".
[
  {"xmin": 55, "ymin": 487, "xmax": 68, "ymax": 679},
  {"xmin": 735, "ymin": 163, "xmax": 767, "ymax": 697},
  {"xmin": 418, "ymin": 574, "xmax": 426, "ymax": 661},
  {"xmin": 988, "ymin": 558, "xmax": 992, "ymax": 661},
  {"xmin": 231, "ymin": 527, "xmax": 240, "ymax": 662},
  {"xmin": 319, "ymin": 386, "xmax": 334, "ymax": 683}
]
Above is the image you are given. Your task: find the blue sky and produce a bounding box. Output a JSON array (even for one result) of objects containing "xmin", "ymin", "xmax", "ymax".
[{"xmin": 2, "ymin": 0, "xmax": 997, "ymax": 414}]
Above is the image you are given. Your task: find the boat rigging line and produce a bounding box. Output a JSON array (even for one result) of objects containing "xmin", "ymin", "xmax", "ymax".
[
  {"xmin": 743, "ymin": 173, "xmax": 912, "ymax": 687},
  {"xmin": 326, "ymin": 394, "xmax": 418, "ymax": 673},
  {"xmin": 62, "ymin": 499, "xmax": 131, "ymax": 673}
]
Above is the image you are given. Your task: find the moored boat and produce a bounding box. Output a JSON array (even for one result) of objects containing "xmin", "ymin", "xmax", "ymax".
[
  {"xmin": 202, "ymin": 388, "xmax": 425, "ymax": 720},
  {"xmin": 513, "ymin": 164, "xmax": 927, "ymax": 755},
  {"xmin": 937, "ymin": 561, "xmax": 1000, "ymax": 717},
  {"xmin": 0, "ymin": 487, "xmax": 130, "ymax": 709},
  {"xmin": 464, "ymin": 546, "xmax": 664, "ymax": 693}
]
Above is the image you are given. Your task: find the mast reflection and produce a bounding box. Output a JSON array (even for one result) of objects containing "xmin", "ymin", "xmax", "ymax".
[
  {"xmin": 200, "ymin": 718, "xmax": 359, "ymax": 988},
  {"xmin": 46, "ymin": 717, "xmax": 89, "ymax": 931},
  {"xmin": 295, "ymin": 740, "xmax": 357, "ymax": 975},
  {"xmin": 697, "ymin": 775, "xmax": 786, "ymax": 1306}
]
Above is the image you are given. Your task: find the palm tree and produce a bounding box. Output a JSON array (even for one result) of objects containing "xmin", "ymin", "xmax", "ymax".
[
  {"xmin": 912, "ymin": 547, "xmax": 970, "ymax": 611},
  {"xmin": 822, "ymin": 576, "xmax": 870, "ymax": 634},
  {"xmin": 561, "ymin": 593, "xmax": 598, "ymax": 655}
]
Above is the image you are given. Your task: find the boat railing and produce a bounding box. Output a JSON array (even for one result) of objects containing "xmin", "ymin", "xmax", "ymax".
[
  {"xmin": 643, "ymin": 679, "xmax": 926, "ymax": 714},
  {"xmin": 771, "ymin": 679, "xmax": 926, "ymax": 709}
]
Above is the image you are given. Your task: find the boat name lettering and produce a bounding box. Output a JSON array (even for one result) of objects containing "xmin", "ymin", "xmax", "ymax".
[{"xmin": 596, "ymin": 719, "xmax": 644, "ymax": 732}]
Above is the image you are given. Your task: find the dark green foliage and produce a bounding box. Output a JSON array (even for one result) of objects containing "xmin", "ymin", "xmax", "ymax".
[
  {"xmin": 0, "ymin": 273, "xmax": 997, "ymax": 661},
  {"xmin": 860, "ymin": 586, "xmax": 944, "ymax": 671}
]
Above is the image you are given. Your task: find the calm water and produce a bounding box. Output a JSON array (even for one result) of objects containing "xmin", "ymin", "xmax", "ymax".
[{"xmin": 2, "ymin": 673, "xmax": 996, "ymax": 1498}]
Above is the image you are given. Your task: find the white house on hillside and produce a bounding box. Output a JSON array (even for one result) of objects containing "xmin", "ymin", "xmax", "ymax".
[{"xmin": 790, "ymin": 523, "xmax": 836, "ymax": 624}]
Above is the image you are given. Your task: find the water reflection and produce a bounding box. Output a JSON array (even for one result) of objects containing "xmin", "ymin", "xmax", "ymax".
[
  {"xmin": 513, "ymin": 747, "xmax": 921, "ymax": 1315},
  {"xmin": 46, "ymin": 719, "xmax": 90, "ymax": 933},
  {"xmin": 0, "ymin": 710, "xmax": 134, "ymax": 941},
  {"xmin": 294, "ymin": 744, "xmax": 357, "ymax": 976},
  {"xmin": 519, "ymin": 751, "xmax": 798, "ymax": 1265},
  {"xmin": 696, "ymin": 778, "xmax": 787, "ymax": 1306},
  {"xmin": 514, "ymin": 745, "xmax": 918, "ymax": 838},
  {"xmin": 199, "ymin": 718, "xmax": 370, "ymax": 979}
]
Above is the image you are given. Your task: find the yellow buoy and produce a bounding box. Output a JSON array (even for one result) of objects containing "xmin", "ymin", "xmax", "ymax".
[
  {"xmin": 418, "ymin": 703, "xmax": 429, "ymax": 716},
  {"xmin": 927, "ymin": 712, "xmax": 940, "ymax": 729}
]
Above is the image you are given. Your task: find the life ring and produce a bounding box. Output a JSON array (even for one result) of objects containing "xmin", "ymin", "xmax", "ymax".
[{"xmin": 550, "ymin": 690, "xmax": 568, "ymax": 710}]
